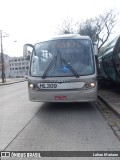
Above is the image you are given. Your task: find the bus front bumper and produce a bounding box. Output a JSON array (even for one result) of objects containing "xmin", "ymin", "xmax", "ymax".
[{"xmin": 28, "ymin": 88, "xmax": 97, "ymax": 102}]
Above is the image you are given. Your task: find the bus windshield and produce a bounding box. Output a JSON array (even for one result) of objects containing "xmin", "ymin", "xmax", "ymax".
[{"xmin": 31, "ymin": 39, "xmax": 94, "ymax": 77}]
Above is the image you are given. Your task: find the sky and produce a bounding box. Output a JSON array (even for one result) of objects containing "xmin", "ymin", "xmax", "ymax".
[{"xmin": 0, "ymin": 0, "xmax": 120, "ymax": 57}]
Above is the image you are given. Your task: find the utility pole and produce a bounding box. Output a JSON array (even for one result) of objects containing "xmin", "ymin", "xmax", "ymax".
[
  {"xmin": 0, "ymin": 30, "xmax": 9, "ymax": 83},
  {"xmin": 0, "ymin": 30, "xmax": 5, "ymax": 83}
]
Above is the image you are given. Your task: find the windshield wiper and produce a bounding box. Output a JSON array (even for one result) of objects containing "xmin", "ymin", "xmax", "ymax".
[
  {"xmin": 42, "ymin": 55, "xmax": 57, "ymax": 79},
  {"xmin": 61, "ymin": 58, "xmax": 79, "ymax": 78},
  {"xmin": 42, "ymin": 51, "xmax": 79, "ymax": 79}
]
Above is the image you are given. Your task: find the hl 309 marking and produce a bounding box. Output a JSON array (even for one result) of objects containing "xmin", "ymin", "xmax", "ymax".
[
  {"xmin": 38, "ymin": 83, "xmax": 57, "ymax": 89},
  {"xmin": 37, "ymin": 82, "xmax": 85, "ymax": 90}
]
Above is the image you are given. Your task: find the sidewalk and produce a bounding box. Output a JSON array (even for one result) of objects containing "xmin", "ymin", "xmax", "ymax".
[
  {"xmin": 0, "ymin": 78, "xmax": 25, "ymax": 86},
  {"xmin": 98, "ymin": 89, "xmax": 120, "ymax": 118}
]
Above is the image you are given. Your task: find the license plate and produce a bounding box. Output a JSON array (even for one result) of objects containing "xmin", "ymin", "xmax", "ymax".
[
  {"xmin": 38, "ymin": 83, "xmax": 57, "ymax": 89},
  {"xmin": 37, "ymin": 82, "xmax": 85, "ymax": 89}
]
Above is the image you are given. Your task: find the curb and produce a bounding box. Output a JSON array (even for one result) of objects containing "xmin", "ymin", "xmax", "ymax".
[
  {"xmin": 98, "ymin": 95, "xmax": 120, "ymax": 119},
  {"xmin": 0, "ymin": 80, "xmax": 26, "ymax": 86}
]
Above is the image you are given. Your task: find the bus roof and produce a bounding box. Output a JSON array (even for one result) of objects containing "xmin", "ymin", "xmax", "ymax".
[
  {"xmin": 51, "ymin": 34, "xmax": 91, "ymax": 40},
  {"xmin": 36, "ymin": 34, "xmax": 91, "ymax": 44}
]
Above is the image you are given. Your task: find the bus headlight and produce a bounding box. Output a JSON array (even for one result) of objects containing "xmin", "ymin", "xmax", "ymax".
[
  {"xmin": 29, "ymin": 83, "xmax": 39, "ymax": 91},
  {"xmin": 29, "ymin": 84, "xmax": 34, "ymax": 89},
  {"xmin": 90, "ymin": 82, "xmax": 95, "ymax": 87},
  {"xmin": 84, "ymin": 82, "xmax": 96, "ymax": 89}
]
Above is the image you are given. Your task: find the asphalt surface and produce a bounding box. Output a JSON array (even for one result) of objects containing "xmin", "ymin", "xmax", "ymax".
[
  {"xmin": 0, "ymin": 82, "xmax": 42, "ymax": 151},
  {"xmin": 3, "ymin": 101, "xmax": 119, "ymax": 151},
  {"xmin": 0, "ymin": 80, "xmax": 120, "ymax": 160}
]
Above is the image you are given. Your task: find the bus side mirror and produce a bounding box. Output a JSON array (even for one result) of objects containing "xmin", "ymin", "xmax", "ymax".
[
  {"xmin": 93, "ymin": 43, "xmax": 98, "ymax": 55},
  {"xmin": 23, "ymin": 43, "xmax": 34, "ymax": 58},
  {"xmin": 27, "ymin": 55, "xmax": 30, "ymax": 60},
  {"xmin": 95, "ymin": 55, "xmax": 100, "ymax": 75},
  {"xmin": 23, "ymin": 45, "xmax": 28, "ymax": 57}
]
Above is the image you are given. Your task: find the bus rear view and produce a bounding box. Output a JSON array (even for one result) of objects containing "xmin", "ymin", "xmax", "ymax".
[{"xmin": 23, "ymin": 34, "xmax": 98, "ymax": 102}]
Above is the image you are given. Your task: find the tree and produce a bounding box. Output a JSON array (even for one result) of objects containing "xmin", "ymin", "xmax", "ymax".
[
  {"xmin": 57, "ymin": 18, "xmax": 77, "ymax": 35},
  {"xmin": 79, "ymin": 18, "xmax": 97, "ymax": 41},
  {"xmin": 57, "ymin": 9, "xmax": 118, "ymax": 51},
  {"xmin": 79, "ymin": 9, "xmax": 118, "ymax": 51}
]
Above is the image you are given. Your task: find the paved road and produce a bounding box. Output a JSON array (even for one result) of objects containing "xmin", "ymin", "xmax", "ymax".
[
  {"xmin": 0, "ymin": 82, "xmax": 120, "ymax": 159},
  {"xmin": 0, "ymin": 82, "xmax": 42, "ymax": 151}
]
